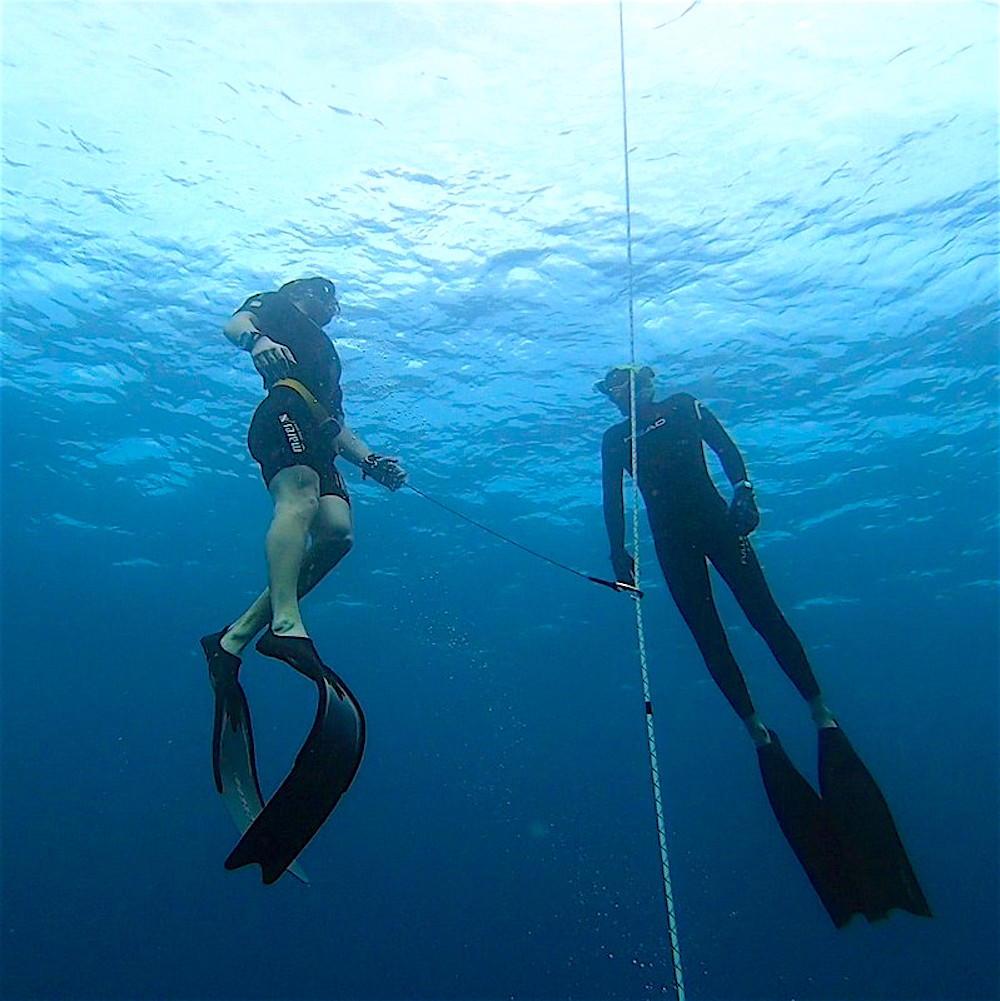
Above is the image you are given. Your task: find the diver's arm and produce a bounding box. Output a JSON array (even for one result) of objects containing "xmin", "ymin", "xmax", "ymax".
[
  {"xmin": 698, "ymin": 401, "xmax": 761, "ymax": 534},
  {"xmin": 601, "ymin": 430, "xmax": 632, "ymax": 581},
  {"xmin": 697, "ymin": 401, "xmax": 749, "ymax": 487},
  {"xmin": 224, "ymin": 311, "xmax": 264, "ymax": 351},
  {"xmin": 334, "ymin": 423, "xmax": 374, "ymax": 467},
  {"xmin": 223, "ymin": 309, "xmax": 296, "ymax": 378},
  {"xmin": 335, "ymin": 423, "xmax": 407, "ymax": 491}
]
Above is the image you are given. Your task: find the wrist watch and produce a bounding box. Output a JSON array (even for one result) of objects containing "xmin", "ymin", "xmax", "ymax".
[{"xmin": 241, "ymin": 329, "xmax": 263, "ymax": 351}]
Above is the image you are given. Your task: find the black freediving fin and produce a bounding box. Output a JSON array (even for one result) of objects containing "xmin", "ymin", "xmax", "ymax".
[
  {"xmin": 757, "ymin": 730, "xmax": 860, "ymax": 928},
  {"xmin": 224, "ymin": 631, "xmax": 366, "ymax": 885},
  {"xmin": 818, "ymin": 725, "xmax": 931, "ymax": 922},
  {"xmin": 202, "ymin": 632, "xmax": 309, "ymax": 884}
]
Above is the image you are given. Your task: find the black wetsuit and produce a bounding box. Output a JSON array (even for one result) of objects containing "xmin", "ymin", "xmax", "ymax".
[
  {"xmin": 601, "ymin": 392, "xmax": 820, "ymax": 720},
  {"xmin": 237, "ymin": 291, "xmax": 349, "ymax": 500}
]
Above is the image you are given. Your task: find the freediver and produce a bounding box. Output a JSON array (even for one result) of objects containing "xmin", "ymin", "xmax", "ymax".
[
  {"xmin": 201, "ymin": 276, "xmax": 406, "ymax": 883},
  {"xmin": 596, "ymin": 364, "xmax": 931, "ymax": 927}
]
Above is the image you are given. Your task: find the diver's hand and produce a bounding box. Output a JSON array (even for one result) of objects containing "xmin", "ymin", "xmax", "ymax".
[
  {"xmin": 729, "ymin": 480, "xmax": 760, "ymax": 536},
  {"xmin": 611, "ymin": 548, "xmax": 635, "ymax": 587},
  {"xmin": 251, "ymin": 335, "xmax": 297, "ymax": 380},
  {"xmin": 362, "ymin": 453, "xmax": 407, "ymax": 491}
]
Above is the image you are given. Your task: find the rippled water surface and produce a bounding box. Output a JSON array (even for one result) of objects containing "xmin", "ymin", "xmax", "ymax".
[{"xmin": 2, "ymin": 4, "xmax": 997, "ymax": 1000}]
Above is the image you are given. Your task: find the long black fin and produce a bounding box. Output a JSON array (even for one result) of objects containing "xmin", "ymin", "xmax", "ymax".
[
  {"xmin": 202, "ymin": 632, "xmax": 310, "ymax": 884},
  {"xmin": 224, "ymin": 632, "xmax": 365, "ymax": 885},
  {"xmin": 757, "ymin": 731, "xmax": 861, "ymax": 928},
  {"xmin": 818, "ymin": 726, "xmax": 931, "ymax": 921}
]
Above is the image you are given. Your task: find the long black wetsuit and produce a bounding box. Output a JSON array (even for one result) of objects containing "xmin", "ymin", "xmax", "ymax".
[
  {"xmin": 236, "ymin": 291, "xmax": 348, "ymax": 499},
  {"xmin": 601, "ymin": 392, "xmax": 820, "ymax": 720}
]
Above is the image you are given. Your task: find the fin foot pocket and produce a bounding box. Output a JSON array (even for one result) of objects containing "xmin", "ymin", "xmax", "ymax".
[
  {"xmin": 256, "ymin": 630, "xmax": 334, "ymax": 684},
  {"xmin": 202, "ymin": 630, "xmax": 241, "ymax": 690}
]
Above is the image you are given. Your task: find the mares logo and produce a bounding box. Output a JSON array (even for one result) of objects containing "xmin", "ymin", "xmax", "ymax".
[{"xmin": 278, "ymin": 412, "xmax": 306, "ymax": 454}]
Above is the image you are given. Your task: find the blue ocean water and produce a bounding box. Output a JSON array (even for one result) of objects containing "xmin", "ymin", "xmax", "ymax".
[{"xmin": 1, "ymin": 3, "xmax": 997, "ymax": 999}]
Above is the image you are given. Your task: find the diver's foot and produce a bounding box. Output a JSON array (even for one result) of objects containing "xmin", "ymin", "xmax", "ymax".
[
  {"xmin": 744, "ymin": 714, "xmax": 772, "ymax": 747},
  {"xmin": 201, "ymin": 630, "xmax": 241, "ymax": 689},
  {"xmin": 255, "ymin": 629, "xmax": 329, "ymax": 683},
  {"xmin": 268, "ymin": 616, "xmax": 308, "ymax": 640},
  {"xmin": 809, "ymin": 697, "xmax": 837, "ymax": 729}
]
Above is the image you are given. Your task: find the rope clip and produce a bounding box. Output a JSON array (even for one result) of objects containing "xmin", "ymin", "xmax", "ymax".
[{"xmin": 613, "ymin": 580, "xmax": 644, "ymax": 599}]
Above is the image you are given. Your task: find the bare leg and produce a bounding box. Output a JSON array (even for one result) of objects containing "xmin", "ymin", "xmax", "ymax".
[
  {"xmin": 220, "ymin": 489, "xmax": 353, "ymax": 655},
  {"xmin": 298, "ymin": 493, "xmax": 353, "ymax": 595},
  {"xmin": 265, "ymin": 466, "xmax": 322, "ymax": 636}
]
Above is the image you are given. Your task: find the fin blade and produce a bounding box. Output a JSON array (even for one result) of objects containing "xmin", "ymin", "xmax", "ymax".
[
  {"xmin": 213, "ymin": 677, "xmax": 309, "ymax": 884},
  {"xmin": 226, "ymin": 670, "xmax": 365, "ymax": 884},
  {"xmin": 758, "ymin": 733, "xmax": 861, "ymax": 928},
  {"xmin": 819, "ymin": 727, "xmax": 931, "ymax": 921}
]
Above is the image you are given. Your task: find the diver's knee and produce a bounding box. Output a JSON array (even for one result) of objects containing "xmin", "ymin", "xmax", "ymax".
[
  {"xmin": 311, "ymin": 531, "xmax": 353, "ymax": 569},
  {"xmin": 275, "ymin": 492, "xmax": 320, "ymax": 526},
  {"xmin": 270, "ymin": 467, "xmax": 321, "ymax": 516},
  {"xmin": 315, "ymin": 495, "xmax": 352, "ymax": 541},
  {"xmin": 314, "ymin": 521, "xmax": 353, "ymax": 549}
]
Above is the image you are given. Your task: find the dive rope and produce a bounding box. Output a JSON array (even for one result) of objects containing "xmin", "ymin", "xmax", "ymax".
[
  {"xmin": 617, "ymin": 3, "xmax": 686, "ymax": 998},
  {"xmin": 404, "ymin": 482, "xmax": 641, "ymax": 597}
]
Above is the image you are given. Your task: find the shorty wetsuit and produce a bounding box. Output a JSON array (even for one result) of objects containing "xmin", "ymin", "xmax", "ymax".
[
  {"xmin": 237, "ymin": 291, "xmax": 349, "ymax": 502},
  {"xmin": 601, "ymin": 392, "xmax": 820, "ymax": 720}
]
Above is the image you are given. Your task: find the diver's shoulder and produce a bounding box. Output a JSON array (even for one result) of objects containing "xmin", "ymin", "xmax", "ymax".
[
  {"xmin": 237, "ymin": 289, "xmax": 281, "ymax": 315},
  {"xmin": 663, "ymin": 391, "xmax": 697, "ymax": 407},
  {"xmin": 661, "ymin": 392, "xmax": 705, "ymax": 421}
]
